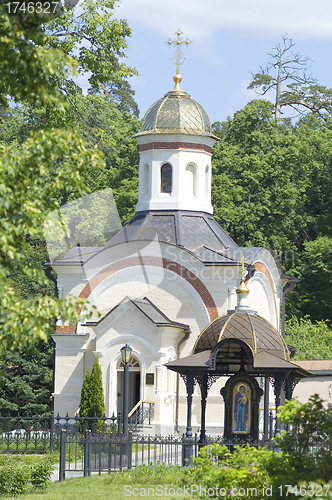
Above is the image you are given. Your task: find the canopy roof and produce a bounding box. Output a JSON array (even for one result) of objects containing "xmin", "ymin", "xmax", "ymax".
[
  {"xmin": 165, "ymin": 310, "xmax": 311, "ymax": 379},
  {"xmin": 193, "ymin": 312, "xmax": 289, "ymax": 361}
]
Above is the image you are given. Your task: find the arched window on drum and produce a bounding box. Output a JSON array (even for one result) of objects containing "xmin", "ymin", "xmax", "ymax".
[
  {"xmin": 205, "ymin": 166, "xmax": 209, "ymax": 197},
  {"xmin": 161, "ymin": 163, "xmax": 172, "ymax": 193},
  {"xmin": 141, "ymin": 163, "xmax": 149, "ymax": 198},
  {"xmin": 185, "ymin": 164, "xmax": 197, "ymax": 196}
]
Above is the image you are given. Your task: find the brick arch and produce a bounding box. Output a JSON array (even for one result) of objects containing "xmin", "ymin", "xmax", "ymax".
[
  {"xmin": 78, "ymin": 256, "xmax": 218, "ymax": 322},
  {"xmin": 246, "ymin": 262, "xmax": 278, "ymax": 328}
]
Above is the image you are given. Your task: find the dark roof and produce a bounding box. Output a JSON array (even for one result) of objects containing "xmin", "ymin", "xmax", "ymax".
[
  {"xmin": 84, "ymin": 296, "xmax": 189, "ymax": 329},
  {"xmin": 50, "ymin": 246, "xmax": 103, "ymax": 265},
  {"xmin": 164, "ymin": 349, "xmax": 311, "ymax": 376},
  {"xmin": 104, "ymin": 210, "xmax": 239, "ymax": 264},
  {"xmin": 193, "ymin": 312, "xmax": 290, "ymax": 361},
  {"xmin": 165, "ymin": 351, "xmax": 211, "ymax": 371}
]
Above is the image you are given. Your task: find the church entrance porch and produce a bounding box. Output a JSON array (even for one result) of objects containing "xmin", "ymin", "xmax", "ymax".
[{"xmin": 117, "ymin": 355, "xmax": 141, "ymax": 416}]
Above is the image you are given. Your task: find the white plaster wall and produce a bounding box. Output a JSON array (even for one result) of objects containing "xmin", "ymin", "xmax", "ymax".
[
  {"xmin": 293, "ymin": 376, "xmax": 332, "ymax": 404},
  {"xmin": 52, "ymin": 334, "xmax": 88, "ymax": 415},
  {"xmin": 247, "ymin": 276, "xmax": 275, "ymax": 326},
  {"xmin": 136, "ymin": 134, "xmax": 216, "ymax": 213}
]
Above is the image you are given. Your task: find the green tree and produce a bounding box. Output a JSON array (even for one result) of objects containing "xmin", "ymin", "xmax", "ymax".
[
  {"xmin": 248, "ymin": 35, "xmax": 332, "ymax": 121},
  {"xmin": 88, "ymin": 357, "xmax": 105, "ymax": 418},
  {"xmin": 44, "ymin": 0, "xmax": 138, "ymax": 109},
  {"xmin": 79, "ymin": 358, "xmax": 105, "ymax": 431},
  {"xmin": 292, "ymin": 237, "xmax": 332, "ymax": 323},
  {"xmin": 79, "ymin": 367, "xmax": 91, "ymax": 419},
  {"xmin": 0, "ymin": 0, "xmax": 137, "ymax": 352},
  {"xmin": 285, "ymin": 316, "xmax": 332, "ymax": 360},
  {"xmin": 0, "ymin": 341, "xmax": 53, "ymax": 415},
  {"xmin": 211, "ymin": 100, "xmax": 310, "ymax": 254}
]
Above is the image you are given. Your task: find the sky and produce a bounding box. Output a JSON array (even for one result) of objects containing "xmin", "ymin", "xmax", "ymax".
[{"xmin": 112, "ymin": 0, "xmax": 332, "ymax": 124}]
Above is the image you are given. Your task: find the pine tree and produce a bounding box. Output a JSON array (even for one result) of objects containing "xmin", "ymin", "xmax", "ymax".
[
  {"xmin": 88, "ymin": 357, "xmax": 105, "ymax": 418},
  {"xmin": 79, "ymin": 367, "xmax": 91, "ymax": 418},
  {"xmin": 79, "ymin": 357, "xmax": 105, "ymax": 431}
]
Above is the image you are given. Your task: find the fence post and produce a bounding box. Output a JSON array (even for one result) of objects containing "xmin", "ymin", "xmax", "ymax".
[
  {"xmin": 118, "ymin": 412, "xmax": 122, "ymax": 435},
  {"xmin": 269, "ymin": 410, "xmax": 273, "ymax": 440},
  {"xmin": 50, "ymin": 411, "xmax": 54, "ymax": 453},
  {"xmin": 128, "ymin": 431, "xmax": 132, "ymax": 469},
  {"xmin": 84, "ymin": 430, "xmax": 91, "ymax": 477},
  {"xmin": 59, "ymin": 430, "xmax": 67, "ymax": 482}
]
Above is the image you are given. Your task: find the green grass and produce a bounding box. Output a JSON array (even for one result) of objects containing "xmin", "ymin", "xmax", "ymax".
[{"xmin": 0, "ymin": 464, "xmax": 185, "ymax": 500}]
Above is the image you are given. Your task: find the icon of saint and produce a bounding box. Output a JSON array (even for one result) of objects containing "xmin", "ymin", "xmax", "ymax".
[{"xmin": 234, "ymin": 385, "xmax": 249, "ymax": 432}]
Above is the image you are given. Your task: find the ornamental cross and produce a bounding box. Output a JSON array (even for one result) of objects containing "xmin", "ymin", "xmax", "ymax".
[
  {"xmin": 239, "ymin": 256, "xmax": 249, "ymax": 279},
  {"xmin": 166, "ymin": 29, "xmax": 191, "ymax": 73}
]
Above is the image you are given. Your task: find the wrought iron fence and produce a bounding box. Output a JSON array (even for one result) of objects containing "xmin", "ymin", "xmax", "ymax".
[
  {"xmin": 58, "ymin": 430, "xmax": 194, "ymax": 481},
  {"xmin": 0, "ymin": 411, "xmax": 121, "ymax": 453},
  {"xmin": 0, "ymin": 409, "xmax": 280, "ymax": 459},
  {"xmin": 57, "ymin": 430, "xmax": 281, "ymax": 481}
]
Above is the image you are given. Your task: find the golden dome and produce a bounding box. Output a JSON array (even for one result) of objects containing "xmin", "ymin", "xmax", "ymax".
[{"xmin": 136, "ymin": 77, "xmax": 217, "ymax": 139}]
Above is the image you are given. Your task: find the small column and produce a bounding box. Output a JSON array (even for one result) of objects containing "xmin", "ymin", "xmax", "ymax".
[
  {"xmin": 227, "ymin": 287, "xmax": 237, "ymax": 312},
  {"xmin": 155, "ymin": 364, "xmax": 162, "ymax": 395},
  {"xmin": 198, "ymin": 373, "xmax": 208, "ymax": 445},
  {"xmin": 273, "ymin": 373, "xmax": 283, "ymax": 436},
  {"xmin": 182, "ymin": 372, "xmax": 195, "ymax": 466},
  {"xmin": 263, "ymin": 377, "xmax": 270, "ymax": 441}
]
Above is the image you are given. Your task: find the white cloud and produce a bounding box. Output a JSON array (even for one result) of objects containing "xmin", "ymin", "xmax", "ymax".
[{"xmin": 116, "ymin": 0, "xmax": 332, "ymax": 40}]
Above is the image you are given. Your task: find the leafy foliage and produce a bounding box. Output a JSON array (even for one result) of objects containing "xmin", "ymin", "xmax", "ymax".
[
  {"xmin": 79, "ymin": 367, "xmax": 91, "ymax": 419},
  {"xmin": 182, "ymin": 443, "xmax": 290, "ymax": 500},
  {"xmin": 276, "ymin": 395, "xmax": 332, "ymax": 483},
  {"xmin": 45, "ymin": 0, "xmax": 137, "ymax": 96},
  {"xmin": 211, "ymin": 100, "xmax": 310, "ymax": 251},
  {"xmin": 0, "ymin": 340, "xmax": 53, "ymax": 415},
  {"xmin": 285, "ymin": 317, "xmax": 332, "ymax": 360},
  {"xmin": 0, "ymin": 5, "xmax": 74, "ymax": 108},
  {"xmin": 294, "ymin": 237, "xmax": 332, "ymax": 322},
  {"xmin": 0, "ymin": 129, "xmax": 102, "ymax": 351},
  {"xmin": 0, "ymin": 454, "xmax": 55, "ymax": 495},
  {"xmin": 0, "ymin": 0, "xmax": 138, "ymax": 359}
]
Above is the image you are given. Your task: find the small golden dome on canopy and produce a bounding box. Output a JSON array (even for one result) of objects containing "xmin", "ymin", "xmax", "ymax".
[{"xmin": 236, "ymin": 277, "xmax": 250, "ymax": 294}]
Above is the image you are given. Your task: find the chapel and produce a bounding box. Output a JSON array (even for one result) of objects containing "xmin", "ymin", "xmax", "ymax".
[{"xmin": 51, "ymin": 33, "xmax": 308, "ymax": 435}]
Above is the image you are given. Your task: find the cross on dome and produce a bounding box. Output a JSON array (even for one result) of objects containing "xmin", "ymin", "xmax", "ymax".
[
  {"xmin": 239, "ymin": 256, "xmax": 249, "ymax": 280},
  {"xmin": 166, "ymin": 29, "xmax": 191, "ymax": 72},
  {"xmin": 166, "ymin": 29, "xmax": 191, "ymax": 91}
]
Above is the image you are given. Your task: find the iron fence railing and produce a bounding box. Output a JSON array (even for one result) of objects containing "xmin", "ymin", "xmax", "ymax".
[
  {"xmin": 57, "ymin": 431, "xmax": 281, "ymax": 481},
  {"xmin": 0, "ymin": 409, "xmax": 277, "ymax": 456},
  {"xmin": 128, "ymin": 401, "xmax": 155, "ymax": 432},
  {"xmin": 58, "ymin": 431, "xmax": 195, "ymax": 480},
  {"xmin": 0, "ymin": 411, "xmax": 121, "ymax": 453}
]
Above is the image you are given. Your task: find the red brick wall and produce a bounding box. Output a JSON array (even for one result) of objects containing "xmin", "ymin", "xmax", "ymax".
[
  {"xmin": 247, "ymin": 262, "xmax": 278, "ymax": 328},
  {"xmin": 139, "ymin": 142, "xmax": 212, "ymax": 154},
  {"xmin": 77, "ymin": 256, "xmax": 218, "ymax": 323}
]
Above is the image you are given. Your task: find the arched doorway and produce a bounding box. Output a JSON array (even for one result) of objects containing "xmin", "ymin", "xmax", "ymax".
[{"xmin": 117, "ymin": 355, "xmax": 141, "ymax": 415}]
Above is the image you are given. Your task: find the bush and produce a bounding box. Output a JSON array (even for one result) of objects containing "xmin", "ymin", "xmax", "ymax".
[
  {"xmin": 0, "ymin": 454, "xmax": 55, "ymax": 495},
  {"xmin": 276, "ymin": 394, "xmax": 332, "ymax": 483},
  {"xmin": 183, "ymin": 396, "xmax": 332, "ymax": 500},
  {"xmin": 182, "ymin": 444, "xmax": 284, "ymax": 500}
]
